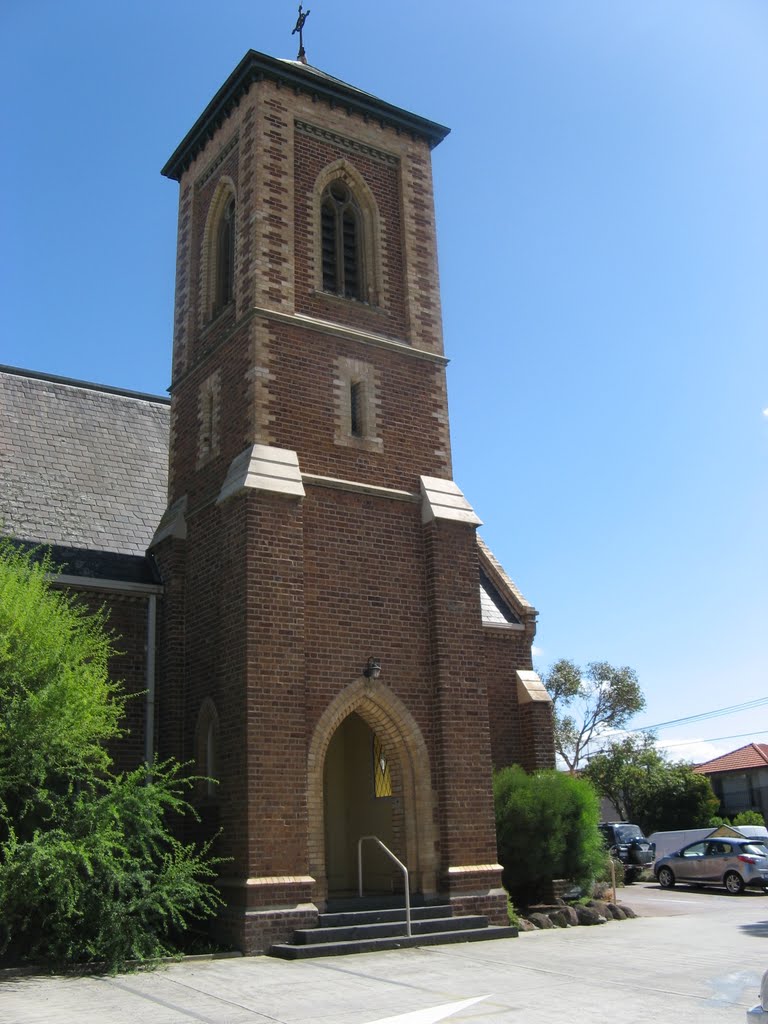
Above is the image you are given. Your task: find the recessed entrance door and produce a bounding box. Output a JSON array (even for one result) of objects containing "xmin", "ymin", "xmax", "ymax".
[{"xmin": 323, "ymin": 712, "xmax": 395, "ymax": 896}]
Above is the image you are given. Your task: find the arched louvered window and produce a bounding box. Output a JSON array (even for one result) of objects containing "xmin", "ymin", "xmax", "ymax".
[
  {"xmin": 321, "ymin": 181, "xmax": 362, "ymax": 300},
  {"xmin": 214, "ymin": 196, "xmax": 235, "ymax": 313}
]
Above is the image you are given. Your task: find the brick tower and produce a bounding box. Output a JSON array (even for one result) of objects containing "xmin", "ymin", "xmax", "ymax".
[{"xmin": 152, "ymin": 49, "xmax": 551, "ymax": 953}]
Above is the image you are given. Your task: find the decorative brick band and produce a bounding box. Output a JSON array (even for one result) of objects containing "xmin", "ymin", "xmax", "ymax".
[
  {"xmin": 218, "ymin": 874, "xmax": 316, "ymax": 887},
  {"xmin": 302, "ymin": 474, "xmax": 418, "ymax": 503},
  {"xmin": 254, "ymin": 306, "xmax": 448, "ymax": 364},
  {"xmin": 446, "ymin": 863, "xmax": 504, "ymax": 875},
  {"xmin": 295, "ymin": 119, "xmax": 399, "ymax": 166},
  {"xmin": 195, "ymin": 132, "xmax": 240, "ymax": 190}
]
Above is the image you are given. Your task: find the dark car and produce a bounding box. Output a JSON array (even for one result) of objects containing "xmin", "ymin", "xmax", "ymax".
[
  {"xmin": 599, "ymin": 822, "xmax": 655, "ymax": 882},
  {"xmin": 654, "ymin": 837, "xmax": 768, "ymax": 894}
]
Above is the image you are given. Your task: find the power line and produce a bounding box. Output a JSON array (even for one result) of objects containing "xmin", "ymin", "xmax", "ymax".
[
  {"xmin": 658, "ymin": 729, "xmax": 768, "ymax": 750},
  {"xmin": 635, "ymin": 696, "xmax": 768, "ymax": 733}
]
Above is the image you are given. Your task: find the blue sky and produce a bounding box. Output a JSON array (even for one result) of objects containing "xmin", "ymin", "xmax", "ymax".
[{"xmin": 2, "ymin": 1, "xmax": 767, "ymax": 764}]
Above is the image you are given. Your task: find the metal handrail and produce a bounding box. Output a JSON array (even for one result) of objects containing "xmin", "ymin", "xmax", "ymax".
[{"xmin": 357, "ymin": 835, "xmax": 411, "ymax": 937}]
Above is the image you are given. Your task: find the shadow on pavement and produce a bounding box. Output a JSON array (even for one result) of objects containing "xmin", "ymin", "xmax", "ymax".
[{"xmin": 741, "ymin": 920, "xmax": 768, "ymax": 937}]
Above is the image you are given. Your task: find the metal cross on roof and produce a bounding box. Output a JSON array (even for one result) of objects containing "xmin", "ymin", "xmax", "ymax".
[{"xmin": 292, "ymin": 4, "xmax": 311, "ymax": 64}]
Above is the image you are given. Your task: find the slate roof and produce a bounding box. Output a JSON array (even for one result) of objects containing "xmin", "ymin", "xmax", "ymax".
[
  {"xmin": 0, "ymin": 367, "xmax": 170, "ymax": 578},
  {"xmin": 479, "ymin": 567, "xmax": 522, "ymax": 626},
  {"xmin": 477, "ymin": 536, "xmax": 536, "ymax": 628},
  {"xmin": 694, "ymin": 742, "xmax": 768, "ymax": 775}
]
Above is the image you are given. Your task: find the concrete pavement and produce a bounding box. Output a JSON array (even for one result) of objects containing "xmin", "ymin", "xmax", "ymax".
[{"xmin": 1, "ymin": 885, "xmax": 766, "ymax": 1023}]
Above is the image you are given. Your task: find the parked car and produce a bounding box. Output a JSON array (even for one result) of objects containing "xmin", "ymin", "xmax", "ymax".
[
  {"xmin": 599, "ymin": 822, "xmax": 655, "ymax": 882},
  {"xmin": 654, "ymin": 837, "xmax": 768, "ymax": 894}
]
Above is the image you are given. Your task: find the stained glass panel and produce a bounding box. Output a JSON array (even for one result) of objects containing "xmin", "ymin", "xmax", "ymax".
[{"xmin": 373, "ymin": 734, "xmax": 392, "ymax": 798}]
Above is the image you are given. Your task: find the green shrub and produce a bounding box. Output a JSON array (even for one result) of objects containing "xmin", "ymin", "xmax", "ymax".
[
  {"xmin": 710, "ymin": 810, "xmax": 766, "ymax": 829},
  {"xmin": 506, "ymin": 898, "xmax": 521, "ymax": 928},
  {"xmin": 0, "ymin": 540, "xmax": 223, "ymax": 971},
  {"xmin": 592, "ymin": 851, "xmax": 625, "ymax": 888},
  {"xmin": 733, "ymin": 810, "xmax": 766, "ymax": 827},
  {"xmin": 493, "ymin": 765, "xmax": 604, "ymax": 906},
  {"xmin": 0, "ymin": 762, "xmax": 222, "ymax": 968}
]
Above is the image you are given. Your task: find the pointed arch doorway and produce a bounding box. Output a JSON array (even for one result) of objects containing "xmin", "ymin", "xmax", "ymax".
[
  {"xmin": 308, "ymin": 679, "xmax": 438, "ymax": 904},
  {"xmin": 323, "ymin": 712, "xmax": 394, "ymax": 895}
]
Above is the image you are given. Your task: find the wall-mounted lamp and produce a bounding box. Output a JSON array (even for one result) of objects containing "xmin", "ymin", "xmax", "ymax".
[{"xmin": 364, "ymin": 657, "xmax": 382, "ymax": 680}]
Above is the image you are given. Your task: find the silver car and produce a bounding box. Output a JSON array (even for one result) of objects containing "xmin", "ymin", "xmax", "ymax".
[{"xmin": 655, "ymin": 837, "xmax": 768, "ymax": 895}]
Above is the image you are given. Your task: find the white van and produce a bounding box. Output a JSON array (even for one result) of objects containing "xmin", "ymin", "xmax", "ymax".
[{"xmin": 649, "ymin": 824, "xmax": 768, "ymax": 863}]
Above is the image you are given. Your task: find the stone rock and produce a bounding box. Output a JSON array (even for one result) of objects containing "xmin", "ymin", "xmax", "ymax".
[
  {"xmin": 560, "ymin": 905, "xmax": 580, "ymax": 926},
  {"xmin": 587, "ymin": 899, "xmax": 614, "ymax": 919},
  {"xmin": 549, "ymin": 910, "xmax": 570, "ymax": 928},
  {"xmin": 606, "ymin": 903, "xmax": 626, "ymax": 920},
  {"xmin": 517, "ymin": 918, "xmax": 537, "ymax": 932},
  {"xmin": 620, "ymin": 905, "xmax": 637, "ymax": 919},
  {"xmin": 575, "ymin": 905, "xmax": 606, "ymax": 926},
  {"xmin": 528, "ymin": 912, "xmax": 555, "ymax": 929}
]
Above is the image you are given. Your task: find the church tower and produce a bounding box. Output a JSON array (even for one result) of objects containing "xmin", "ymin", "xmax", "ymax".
[{"xmin": 152, "ymin": 47, "xmax": 551, "ymax": 953}]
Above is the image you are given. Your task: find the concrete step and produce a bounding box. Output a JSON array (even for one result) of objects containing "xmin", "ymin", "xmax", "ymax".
[
  {"xmin": 293, "ymin": 914, "xmax": 489, "ymax": 945},
  {"xmin": 317, "ymin": 904, "xmax": 454, "ymax": 928},
  {"xmin": 269, "ymin": 925, "xmax": 518, "ymax": 960}
]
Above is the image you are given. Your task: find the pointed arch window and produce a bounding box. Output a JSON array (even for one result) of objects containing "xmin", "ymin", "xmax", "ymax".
[
  {"xmin": 321, "ymin": 180, "xmax": 362, "ymax": 300},
  {"xmin": 213, "ymin": 196, "xmax": 236, "ymax": 314},
  {"xmin": 195, "ymin": 699, "xmax": 220, "ymax": 802}
]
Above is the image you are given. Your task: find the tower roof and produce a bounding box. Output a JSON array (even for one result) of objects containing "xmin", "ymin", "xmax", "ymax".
[{"xmin": 161, "ymin": 49, "xmax": 450, "ymax": 181}]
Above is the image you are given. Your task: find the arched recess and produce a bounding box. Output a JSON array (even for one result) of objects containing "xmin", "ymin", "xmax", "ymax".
[
  {"xmin": 200, "ymin": 177, "xmax": 237, "ymax": 323},
  {"xmin": 307, "ymin": 678, "xmax": 437, "ymax": 900},
  {"xmin": 311, "ymin": 159, "xmax": 384, "ymax": 307},
  {"xmin": 194, "ymin": 697, "xmax": 220, "ymax": 801}
]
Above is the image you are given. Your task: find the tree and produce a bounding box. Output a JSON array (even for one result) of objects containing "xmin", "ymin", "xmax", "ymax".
[
  {"xmin": 542, "ymin": 659, "xmax": 645, "ymax": 771},
  {"xmin": 0, "ymin": 540, "xmax": 222, "ymax": 969},
  {"xmin": 493, "ymin": 764, "xmax": 605, "ymax": 905},
  {"xmin": 582, "ymin": 733, "xmax": 719, "ymax": 835}
]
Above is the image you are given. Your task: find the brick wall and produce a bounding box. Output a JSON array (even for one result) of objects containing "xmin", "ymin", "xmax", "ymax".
[
  {"xmin": 67, "ymin": 590, "xmax": 150, "ymax": 774},
  {"xmin": 152, "ymin": 58, "xmax": 550, "ymax": 952}
]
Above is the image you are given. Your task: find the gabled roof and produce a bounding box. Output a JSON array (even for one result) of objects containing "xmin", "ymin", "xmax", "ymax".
[
  {"xmin": 694, "ymin": 742, "xmax": 768, "ymax": 775},
  {"xmin": 0, "ymin": 367, "xmax": 170, "ymax": 574},
  {"xmin": 477, "ymin": 535, "xmax": 537, "ymax": 627}
]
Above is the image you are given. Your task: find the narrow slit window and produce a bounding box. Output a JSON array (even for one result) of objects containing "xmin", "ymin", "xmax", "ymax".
[
  {"xmin": 201, "ymin": 389, "xmax": 215, "ymax": 454},
  {"xmin": 350, "ymin": 381, "xmax": 363, "ymax": 437},
  {"xmin": 373, "ymin": 735, "xmax": 392, "ymax": 798}
]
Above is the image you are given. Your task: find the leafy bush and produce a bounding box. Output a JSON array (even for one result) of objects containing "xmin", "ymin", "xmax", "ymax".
[
  {"xmin": 0, "ymin": 540, "xmax": 222, "ymax": 970},
  {"xmin": 733, "ymin": 810, "xmax": 765, "ymax": 827},
  {"xmin": 506, "ymin": 898, "xmax": 521, "ymax": 928},
  {"xmin": 711, "ymin": 811, "xmax": 765, "ymax": 829},
  {"xmin": 493, "ymin": 765, "xmax": 605, "ymax": 906},
  {"xmin": 592, "ymin": 850, "xmax": 626, "ymax": 888}
]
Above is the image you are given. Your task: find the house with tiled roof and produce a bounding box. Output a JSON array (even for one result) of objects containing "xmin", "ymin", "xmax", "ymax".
[{"xmin": 694, "ymin": 743, "xmax": 768, "ymax": 822}]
